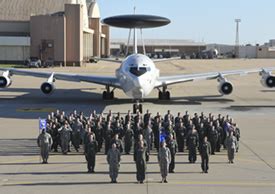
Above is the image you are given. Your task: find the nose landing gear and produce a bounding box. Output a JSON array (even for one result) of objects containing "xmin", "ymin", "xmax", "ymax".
[
  {"xmin": 158, "ymin": 86, "xmax": 171, "ymax": 100},
  {"xmin": 133, "ymin": 100, "xmax": 143, "ymax": 114},
  {"xmin": 102, "ymin": 85, "xmax": 115, "ymax": 100}
]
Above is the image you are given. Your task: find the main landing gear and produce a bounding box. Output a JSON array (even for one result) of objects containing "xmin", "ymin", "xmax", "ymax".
[
  {"xmin": 102, "ymin": 85, "xmax": 115, "ymax": 100},
  {"xmin": 158, "ymin": 86, "xmax": 170, "ymax": 100},
  {"xmin": 133, "ymin": 100, "xmax": 143, "ymax": 114}
]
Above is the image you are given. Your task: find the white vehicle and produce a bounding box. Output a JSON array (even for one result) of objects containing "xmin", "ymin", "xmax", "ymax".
[{"xmin": 1, "ymin": 14, "xmax": 275, "ymax": 113}]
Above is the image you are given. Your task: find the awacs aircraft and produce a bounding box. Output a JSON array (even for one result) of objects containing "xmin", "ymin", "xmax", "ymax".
[{"xmin": 1, "ymin": 14, "xmax": 275, "ymax": 113}]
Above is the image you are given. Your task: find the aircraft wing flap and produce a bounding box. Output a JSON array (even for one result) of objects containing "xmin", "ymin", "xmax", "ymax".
[
  {"xmin": 0, "ymin": 68, "xmax": 121, "ymax": 88},
  {"xmin": 155, "ymin": 67, "xmax": 275, "ymax": 88}
]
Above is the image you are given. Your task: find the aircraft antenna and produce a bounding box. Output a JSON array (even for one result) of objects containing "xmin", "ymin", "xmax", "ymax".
[
  {"xmin": 126, "ymin": 29, "xmax": 132, "ymax": 56},
  {"xmin": 133, "ymin": 28, "xmax": 138, "ymax": 54},
  {"xmin": 133, "ymin": 6, "xmax": 138, "ymax": 54},
  {"xmin": 140, "ymin": 29, "xmax": 146, "ymax": 55}
]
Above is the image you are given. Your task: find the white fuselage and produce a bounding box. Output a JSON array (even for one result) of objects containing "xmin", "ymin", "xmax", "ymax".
[{"xmin": 116, "ymin": 54, "xmax": 160, "ymax": 99}]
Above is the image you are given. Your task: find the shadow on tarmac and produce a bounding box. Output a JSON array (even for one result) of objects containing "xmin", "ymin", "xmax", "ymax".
[
  {"xmin": 0, "ymin": 87, "xmax": 233, "ymax": 119},
  {"xmin": 225, "ymin": 105, "xmax": 275, "ymax": 111},
  {"xmin": 1, "ymin": 170, "xmax": 202, "ymax": 176},
  {"xmin": 261, "ymin": 89, "xmax": 275, "ymax": 93},
  {"xmin": 0, "ymin": 138, "xmax": 39, "ymax": 156}
]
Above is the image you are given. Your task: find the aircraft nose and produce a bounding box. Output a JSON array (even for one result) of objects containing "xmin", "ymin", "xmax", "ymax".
[
  {"xmin": 133, "ymin": 77, "xmax": 142, "ymax": 87},
  {"xmin": 132, "ymin": 78, "xmax": 145, "ymax": 98},
  {"xmin": 132, "ymin": 88, "xmax": 144, "ymax": 99}
]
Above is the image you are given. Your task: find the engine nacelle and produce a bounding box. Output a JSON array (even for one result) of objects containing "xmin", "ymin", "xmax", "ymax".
[
  {"xmin": 260, "ymin": 72, "xmax": 275, "ymax": 88},
  {"xmin": 0, "ymin": 75, "xmax": 12, "ymax": 88},
  {"xmin": 217, "ymin": 77, "xmax": 233, "ymax": 95},
  {"xmin": 40, "ymin": 82, "xmax": 55, "ymax": 95}
]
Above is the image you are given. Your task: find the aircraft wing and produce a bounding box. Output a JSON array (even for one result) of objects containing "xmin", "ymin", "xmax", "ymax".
[
  {"xmin": 94, "ymin": 57, "xmax": 123, "ymax": 64},
  {"xmin": 155, "ymin": 67, "xmax": 275, "ymax": 87},
  {"xmin": 152, "ymin": 57, "xmax": 181, "ymax": 63},
  {"xmin": 0, "ymin": 68, "xmax": 121, "ymax": 88}
]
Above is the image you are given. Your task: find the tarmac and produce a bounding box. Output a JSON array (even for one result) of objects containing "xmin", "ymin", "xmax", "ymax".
[{"xmin": 0, "ymin": 59, "xmax": 275, "ymax": 194}]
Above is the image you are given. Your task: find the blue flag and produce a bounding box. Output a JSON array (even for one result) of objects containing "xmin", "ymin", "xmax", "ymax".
[
  {"xmin": 223, "ymin": 122, "xmax": 231, "ymax": 133},
  {"xmin": 159, "ymin": 129, "xmax": 167, "ymax": 143},
  {"xmin": 39, "ymin": 119, "xmax": 47, "ymax": 130}
]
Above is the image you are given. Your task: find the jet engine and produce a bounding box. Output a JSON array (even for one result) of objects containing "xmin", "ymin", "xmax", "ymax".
[
  {"xmin": 217, "ymin": 76, "xmax": 233, "ymax": 95},
  {"xmin": 40, "ymin": 82, "xmax": 55, "ymax": 95},
  {"xmin": 0, "ymin": 71, "xmax": 12, "ymax": 88},
  {"xmin": 260, "ymin": 71, "xmax": 275, "ymax": 88}
]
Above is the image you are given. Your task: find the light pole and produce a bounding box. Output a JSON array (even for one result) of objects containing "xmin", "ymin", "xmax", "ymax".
[{"xmin": 235, "ymin": 19, "xmax": 241, "ymax": 58}]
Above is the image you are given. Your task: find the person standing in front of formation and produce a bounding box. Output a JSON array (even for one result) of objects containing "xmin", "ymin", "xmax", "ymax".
[
  {"xmin": 200, "ymin": 136, "xmax": 211, "ymax": 173},
  {"xmin": 158, "ymin": 141, "xmax": 171, "ymax": 183},
  {"xmin": 134, "ymin": 140, "xmax": 147, "ymax": 184},
  {"xmin": 85, "ymin": 134, "xmax": 98, "ymax": 173},
  {"xmin": 107, "ymin": 143, "xmax": 121, "ymax": 183},
  {"xmin": 37, "ymin": 129, "xmax": 53, "ymax": 164},
  {"xmin": 226, "ymin": 131, "xmax": 237, "ymax": 164}
]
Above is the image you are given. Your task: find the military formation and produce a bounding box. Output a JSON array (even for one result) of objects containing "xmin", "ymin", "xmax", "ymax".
[{"xmin": 38, "ymin": 109, "xmax": 241, "ymax": 183}]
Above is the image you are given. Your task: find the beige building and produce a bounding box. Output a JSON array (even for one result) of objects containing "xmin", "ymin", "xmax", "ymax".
[
  {"xmin": 257, "ymin": 40, "xmax": 275, "ymax": 58},
  {"xmin": 0, "ymin": 0, "xmax": 110, "ymax": 66},
  {"xmin": 111, "ymin": 39, "xmax": 206, "ymax": 57},
  {"xmin": 257, "ymin": 47, "xmax": 275, "ymax": 58}
]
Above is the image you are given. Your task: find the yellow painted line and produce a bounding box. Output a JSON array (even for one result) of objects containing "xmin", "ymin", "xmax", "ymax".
[
  {"xmin": 236, "ymin": 158, "xmax": 264, "ymax": 164},
  {"xmin": 0, "ymin": 157, "xmax": 40, "ymax": 164},
  {"xmin": 169, "ymin": 181, "xmax": 275, "ymax": 187},
  {"xmin": 214, "ymin": 155, "xmax": 263, "ymax": 164},
  {"xmin": 1, "ymin": 182, "xmax": 36, "ymax": 187},
  {"xmin": 0, "ymin": 154, "xmax": 61, "ymax": 164},
  {"xmin": 16, "ymin": 108, "xmax": 56, "ymax": 113}
]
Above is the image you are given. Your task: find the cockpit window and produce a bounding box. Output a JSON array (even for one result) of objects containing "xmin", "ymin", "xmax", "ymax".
[{"xmin": 129, "ymin": 67, "xmax": 147, "ymax": 77}]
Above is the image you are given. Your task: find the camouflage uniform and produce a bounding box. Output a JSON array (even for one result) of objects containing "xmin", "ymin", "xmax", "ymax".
[
  {"xmin": 226, "ymin": 135, "xmax": 237, "ymax": 163},
  {"xmin": 134, "ymin": 147, "xmax": 147, "ymax": 183},
  {"xmin": 107, "ymin": 147, "xmax": 121, "ymax": 183},
  {"xmin": 86, "ymin": 137, "xmax": 98, "ymax": 173},
  {"xmin": 200, "ymin": 140, "xmax": 211, "ymax": 173},
  {"xmin": 37, "ymin": 131, "xmax": 53, "ymax": 163},
  {"xmin": 58, "ymin": 125, "xmax": 72, "ymax": 154},
  {"xmin": 158, "ymin": 147, "xmax": 171, "ymax": 179}
]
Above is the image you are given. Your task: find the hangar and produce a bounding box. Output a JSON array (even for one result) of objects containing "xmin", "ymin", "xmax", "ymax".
[
  {"xmin": 0, "ymin": 0, "xmax": 110, "ymax": 66},
  {"xmin": 110, "ymin": 39, "xmax": 206, "ymax": 57}
]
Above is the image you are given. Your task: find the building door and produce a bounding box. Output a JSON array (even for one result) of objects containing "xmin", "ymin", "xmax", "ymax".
[{"xmin": 40, "ymin": 40, "xmax": 54, "ymax": 62}]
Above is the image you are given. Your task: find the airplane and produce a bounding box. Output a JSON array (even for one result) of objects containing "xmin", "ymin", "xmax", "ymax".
[{"xmin": 1, "ymin": 14, "xmax": 275, "ymax": 113}]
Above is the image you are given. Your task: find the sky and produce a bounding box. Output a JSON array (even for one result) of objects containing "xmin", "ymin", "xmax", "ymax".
[{"xmin": 97, "ymin": 0, "xmax": 275, "ymax": 45}]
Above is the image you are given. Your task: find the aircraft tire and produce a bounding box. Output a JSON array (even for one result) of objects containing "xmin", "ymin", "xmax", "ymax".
[
  {"xmin": 133, "ymin": 104, "xmax": 138, "ymax": 114},
  {"xmin": 166, "ymin": 91, "xmax": 171, "ymax": 100},
  {"xmin": 158, "ymin": 91, "xmax": 163, "ymax": 100},
  {"xmin": 110, "ymin": 91, "xmax": 114, "ymax": 99},
  {"xmin": 139, "ymin": 104, "xmax": 143, "ymax": 113},
  {"xmin": 103, "ymin": 91, "xmax": 107, "ymax": 100}
]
